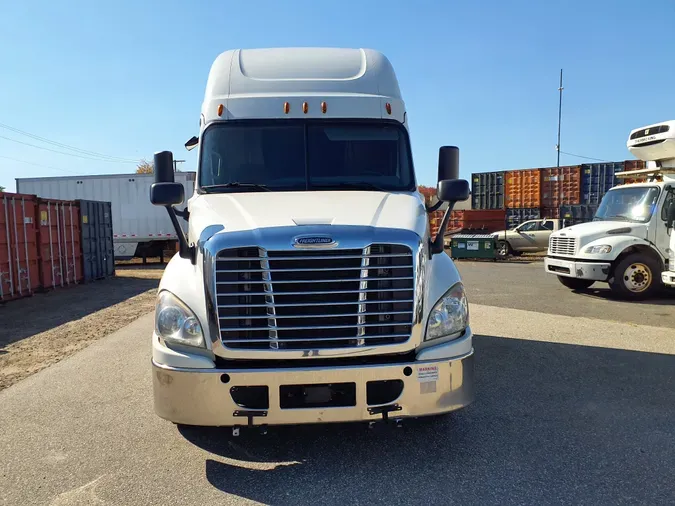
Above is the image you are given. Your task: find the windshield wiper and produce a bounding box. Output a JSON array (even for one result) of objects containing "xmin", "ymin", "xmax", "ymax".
[
  {"xmin": 312, "ymin": 182, "xmax": 392, "ymax": 192},
  {"xmin": 201, "ymin": 182, "xmax": 271, "ymax": 193},
  {"xmin": 608, "ymin": 214, "xmax": 633, "ymax": 221}
]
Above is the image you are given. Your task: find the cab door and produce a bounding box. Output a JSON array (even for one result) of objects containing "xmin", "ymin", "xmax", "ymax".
[
  {"xmin": 653, "ymin": 185, "xmax": 674, "ymax": 259},
  {"xmin": 531, "ymin": 219, "xmax": 555, "ymax": 249},
  {"xmin": 510, "ymin": 220, "xmax": 539, "ymax": 250}
]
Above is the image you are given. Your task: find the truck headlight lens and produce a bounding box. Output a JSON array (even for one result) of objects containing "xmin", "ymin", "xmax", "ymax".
[
  {"xmin": 426, "ymin": 282, "xmax": 469, "ymax": 341},
  {"xmin": 585, "ymin": 245, "xmax": 612, "ymax": 254},
  {"xmin": 155, "ymin": 291, "xmax": 205, "ymax": 348}
]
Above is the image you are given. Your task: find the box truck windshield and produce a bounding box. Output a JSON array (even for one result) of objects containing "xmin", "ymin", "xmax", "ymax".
[
  {"xmin": 593, "ymin": 186, "xmax": 660, "ymax": 223},
  {"xmin": 199, "ymin": 121, "xmax": 415, "ymax": 192}
]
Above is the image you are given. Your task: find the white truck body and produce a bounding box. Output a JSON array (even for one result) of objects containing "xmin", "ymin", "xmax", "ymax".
[
  {"xmin": 545, "ymin": 120, "xmax": 675, "ymax": 298},
  {"xmin": 16, "ymin": 172, "xmax": 196, "ymax": 259},
  {"xmin": 149, "ymin": 47, "xmax": 474, "ymax": 429}
]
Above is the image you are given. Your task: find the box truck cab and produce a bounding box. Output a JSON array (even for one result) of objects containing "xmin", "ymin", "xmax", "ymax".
[
  {"xmin": 148, "ymin": 48, "xmax": 474, "ymax": 430},
  {"xmin": 545, "ymin": 120, "xmax": 675, "ymax": 299}
]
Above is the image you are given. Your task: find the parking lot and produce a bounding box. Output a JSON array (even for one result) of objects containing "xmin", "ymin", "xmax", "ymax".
[{"xmin": 1, "ymin": 261, "xmax": 674, "ymax": 505}]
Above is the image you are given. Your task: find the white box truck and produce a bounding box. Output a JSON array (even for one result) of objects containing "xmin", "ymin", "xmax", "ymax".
[
  {"xmin": 16, "ymin": 172, "xmax": 196, "ymax": 261},
  {"xmin": 545, "ymin": 120, "xmax": 675, "ymax": 299},
  {"xmin": 148, "ymin": 47, "xmax": 475, "ymax": 431}
]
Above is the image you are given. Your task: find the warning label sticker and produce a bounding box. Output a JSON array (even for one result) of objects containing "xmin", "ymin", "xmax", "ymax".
[{"xmin": 417, "ymin": 365, "xmax": 439, "ymax": 383}]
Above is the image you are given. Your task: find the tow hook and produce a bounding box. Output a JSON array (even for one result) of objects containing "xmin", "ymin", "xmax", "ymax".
[
  {"xmin": 232, "ymin": 409, "xmax": 268, "ymax": 436},
  {"xmin": 367, "ymin": 404, "xmax": 403, "ymax": 429}
]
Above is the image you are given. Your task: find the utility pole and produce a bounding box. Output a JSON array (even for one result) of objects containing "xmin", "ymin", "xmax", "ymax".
[
  {"xmin": 173, "ymin": 159, "xmax": 186, "ymax": 172},
  {"xmin": 556, "ymin": 69, "xmax": 563, "ymax": 168}
]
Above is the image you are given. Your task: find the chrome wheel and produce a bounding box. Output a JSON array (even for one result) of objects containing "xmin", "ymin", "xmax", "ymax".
[{"xmin": 622, "ymin": 263, "xmax": 652, "ymax": 293}]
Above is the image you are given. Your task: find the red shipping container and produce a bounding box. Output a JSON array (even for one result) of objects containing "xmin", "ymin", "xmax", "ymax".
[
  {"xmin": 0, "ymin": 192, "xmax": 40, "ymax": 301},
  {"xmin": 540, "ymin": 166, "xmax": 581, "ymax": 207},
  {"xmin": 36, "ymin": 198, "xmax": 83, "ymax": 289},
  {"xmin": 505, "ymin": 169, "xmax": 542, "ymax": 208},
  {"xmin": 448, "ymin": 209, "xmax": 506, "ymax": 233}
]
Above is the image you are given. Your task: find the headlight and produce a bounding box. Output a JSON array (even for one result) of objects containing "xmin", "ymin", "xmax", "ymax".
[
  {"xmin": 425, "ymin": 282, "xmax": 469, "ymax": 341},
  {"xmin": 585, "ymin": 245, "xmax": 612, "ymax": 254},
  {"xmin": 155, "ymin": 291, "xmax": 205, "ymax": 348}
]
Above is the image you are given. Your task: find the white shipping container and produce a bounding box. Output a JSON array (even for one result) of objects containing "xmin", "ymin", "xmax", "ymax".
[{"xmin": 16, "ymin": 172, "xmax": 196, "ymax": 260}]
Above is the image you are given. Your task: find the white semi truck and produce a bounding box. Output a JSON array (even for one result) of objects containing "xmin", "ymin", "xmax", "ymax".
[
  {"xmin": 148, "ymin": 47, "xmax": 474, "ymax": 431},
  {"xmin": 545, "ymin": 120, "xmax": 675, "ymax": 299}
]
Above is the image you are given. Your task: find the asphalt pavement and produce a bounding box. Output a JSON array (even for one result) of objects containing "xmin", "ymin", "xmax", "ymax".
[
  {"xmin": 2, "ymin": 297, "xmax": 675, "ymax": 505},
  {"xmin": 457, "ymin": 260, "xmax": 675, "ymax": 328}
]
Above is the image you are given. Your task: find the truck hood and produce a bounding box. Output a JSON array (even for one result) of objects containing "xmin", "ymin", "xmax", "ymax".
[
  {"xmin": 187, "ymin": 190, "xmax": 429, "ymax": 241},
  {"xmin": 552, "ymin": 220, "xmax": 648, "ymax": 248}
]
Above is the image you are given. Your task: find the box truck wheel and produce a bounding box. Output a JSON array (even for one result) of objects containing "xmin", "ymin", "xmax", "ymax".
[
  {"xmin": 557, "ymin": 276, "xmax": 594, "ymax": 290},
  {"xmin": 609, "ymin": 253, "xmax": 661, "ymax": 300}
]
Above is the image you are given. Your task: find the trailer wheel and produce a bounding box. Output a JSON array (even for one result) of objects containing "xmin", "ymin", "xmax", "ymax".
[
  {"xmin": 609, "ymin": 253, "xmax": 661, "ymax": 300},
  {"xmin": 496, "ymin": 241, "xmax": 511, "ymax": 259},
  {"xmin": 557, "ymin": 276, "xmax": 594, "ymax": 290}
]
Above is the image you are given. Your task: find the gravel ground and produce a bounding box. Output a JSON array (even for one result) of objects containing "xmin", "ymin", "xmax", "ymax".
[{"xmin": 0, "ymin": 265, "xmax": 163, "ymax": 391}]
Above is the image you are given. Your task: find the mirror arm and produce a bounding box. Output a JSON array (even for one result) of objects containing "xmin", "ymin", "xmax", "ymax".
[
  {"xmin": 429, "ymin": 201, "xmax": 457, "ymax": 257},
  {"xmin": 425, "ymin": 200, "xmax": 443, "ymax": 213},
  {"xmin": 174, "ymin": 207, "xmax": 190, "ymax": 221},
  {"xmin": 164, "ymin": 205, "xmax": 195, "ymax": 263}
]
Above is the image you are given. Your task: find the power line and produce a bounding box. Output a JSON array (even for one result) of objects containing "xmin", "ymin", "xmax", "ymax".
[
  {"xmin": 559, "ymin": 150, "xmax": 609, "ymax": 163},
  {"xmin": 0, "ymin": 155, "xmax": 86, "ymax": 175},
  {"xmin": 0, "ymin": 134, "xmax": 138, "ymax": 164},
  {"xmin": 0, "ymin": 121, "xmax": 139, "ymax": 163}
]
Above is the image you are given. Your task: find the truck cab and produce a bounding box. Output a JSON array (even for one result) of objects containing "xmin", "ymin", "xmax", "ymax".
[
  {"xmin": 147, "ymin": 48, "xmax": 474, "ymax": 430},
  {"xmin": 492, "ymin": 218, "xmax": 562, "ymax": 258},
  {"xmin": 545, "ymin": 120, "xmax": 675, "ymax": 299}
]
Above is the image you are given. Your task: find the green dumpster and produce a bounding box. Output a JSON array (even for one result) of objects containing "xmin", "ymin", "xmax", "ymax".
[{"xmin": 449, "ymin": 234, "xmax": 496, "ymax": 260}]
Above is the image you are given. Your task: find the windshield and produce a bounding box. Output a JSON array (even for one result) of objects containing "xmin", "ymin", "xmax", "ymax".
[
  {"xmin": 198, "ymin": 121, "xmax": 415, "ymax": 192},
  {"xmin": 594, "ymin": 186, "xmax": 660, "ymax": 223}
]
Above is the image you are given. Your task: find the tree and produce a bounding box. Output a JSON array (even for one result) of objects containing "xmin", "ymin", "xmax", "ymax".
[
  {"xmin": 0, "ymin": 185, "xmax": 5, "ymax": 193},
  {"xmin": 136, "ymin": 159, "xmax": 153, "ymax": 174}
]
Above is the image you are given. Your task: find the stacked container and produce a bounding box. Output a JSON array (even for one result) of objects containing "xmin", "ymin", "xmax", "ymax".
[
  {"xmin": 78, "ymin": 200, "xmax": 115, "ymax": 281},
  {"xmin": 0, "ymin": 193, "xmax": 40, "ymax": 301},
  {"xmin": 541, "ymin": 165, "xmax": 581, "ymax": 207},
  {"xmin": 36, "ymin": 198, "xmax": 83, "ymax": 289},
  {"xmin": 448, "ymin": 210, "xmax": 506, "ymax": 233},
  {"xmin": 505, "ymin": 169, "xmax": 542, "ymax": 209},
  {"xmin": 471, "ymin": 172, "xmax": 504, "ymax": 210},
  {"xmin": 560, "ymin": 204, "xmax": 599, "ymax": 226},
  {"xmin": 0, "ymin": 191, "xmax": 114, "ymax": 302},
  {"xmin": 506, "ymin": 208, "xmax": 541, "ymax": 229},
  {"xmin": 580, "ymin": 162, "xmax": 623, "ymax": 205}
]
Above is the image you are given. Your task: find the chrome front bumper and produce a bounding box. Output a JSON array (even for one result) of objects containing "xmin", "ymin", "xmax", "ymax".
[
  {"xmin": 153, "ymin": 350, "xmax": 474, "ymax": 427},
  {"xmin": 545, "ymin": 257, "xmax": 611, "ymax": 281},
  {"xmin": 663, "ymin": 271, "xmax": 675, "ymax": 287}
]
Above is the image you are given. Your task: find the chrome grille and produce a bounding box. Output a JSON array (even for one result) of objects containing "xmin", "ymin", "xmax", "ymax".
[
  {"xmin": 549, "ymin": 236, "xmax": 577, "ymax": 256},
  {"xmin": 215, "ymin": 245, "xmax": 414, "ymax": 350}
]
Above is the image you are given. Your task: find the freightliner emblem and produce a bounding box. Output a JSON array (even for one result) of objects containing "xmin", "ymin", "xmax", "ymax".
[{"xmin": 292, "ymin": 235, "xmax": 337, "ymax": 248}]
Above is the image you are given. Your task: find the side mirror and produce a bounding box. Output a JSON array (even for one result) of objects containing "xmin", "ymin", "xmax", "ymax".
[
  {"xmin": 437, "ymin": 179, "xmax": 470, "ymax": 203},
  {"xmin": 185, "ymin": 136, "xmax": 199, "ymax": 152},
  {"xmin": 438, "ymin": 146, "xmax": 460, "ymax": 182},
  {"xmin": 430, "ymin": 146, "xmax": 469, "ymax": 256},
  {"xmin": 150, "ymin": 182, "xmax": 184, "ymax": 206},
  {"xmin": 154, "ymin": 151, "xmax": 175, "ymax": 183},
  {"xmin": 150, "ymin": 149, "xmax": 193, "ymax": 263}
]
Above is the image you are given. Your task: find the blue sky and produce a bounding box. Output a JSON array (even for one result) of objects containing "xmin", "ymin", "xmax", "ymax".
[{"xmin": 1, "ymin": 0, "xmax": 674, "ymax": 192}]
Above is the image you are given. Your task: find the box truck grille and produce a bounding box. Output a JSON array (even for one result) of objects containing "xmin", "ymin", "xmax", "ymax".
[
  {"xmin": 215, "ymin": 245, "xmax": 414, "ymax": 350},
  {"xmin": 549, "ymin": 237, "xmax": 577, "ymax": 256}
]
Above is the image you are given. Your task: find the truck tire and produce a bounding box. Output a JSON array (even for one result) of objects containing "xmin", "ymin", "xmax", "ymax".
[
  {"xmin": 609, "ymin": 253, "xmax": 662, "ymax": 300},
  {"xmin": 496, "ymin": 241, "xmax": 511, "ymax": 259},
  {"xmin": 557, "ymin": 276, "xmax": 594, "ymax": 290}
]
